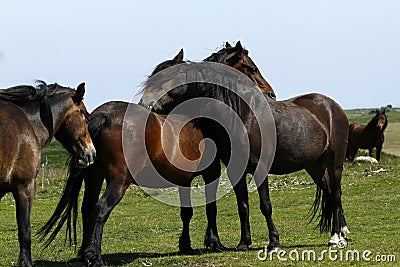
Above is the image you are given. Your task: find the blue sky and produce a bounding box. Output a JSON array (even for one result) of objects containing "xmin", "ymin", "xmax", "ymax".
[{"xmin": 0, "ymin": 0, "xmax": 399, "ymax": 111}]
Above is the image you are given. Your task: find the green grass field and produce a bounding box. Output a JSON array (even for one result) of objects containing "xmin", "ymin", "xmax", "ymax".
[{"xmin": 0, "ymin": 109, "xmax": 398, "ymax": 266}]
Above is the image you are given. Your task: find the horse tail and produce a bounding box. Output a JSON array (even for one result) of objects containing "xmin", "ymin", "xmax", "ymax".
[
  {"xmin": 309, "ymin": 186, "xmax": 333, "ymax": 233},
  {"xmin": 88, "ymin": 114, "xmax": 107, "ymax": 140},
  {"xmin": 37, "ymin": 158, "xmax": 85, "ymax": 248}
]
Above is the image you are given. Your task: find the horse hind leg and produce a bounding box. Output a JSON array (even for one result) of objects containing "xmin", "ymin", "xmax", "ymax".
[
  {"xmin": 326, "ymin": 151, "xmax": 349, "ymax": 248},
  {"xmin": 83, "ymin": 174, "xmax": 131, "ymax": 266},
  {"xmin": 306, "ymin": 161, "xmax": 349, "ymax": 245},
  {"xmin": 79, "ymin": 164, "xmax": 105, "ymax": 260},
  {"xmin": 345, "ymin": 142, "xmax": 358, "ymax": 162},
  {"xmin": 13, "ymin": 178, "xmax": 36, "ymax": 267}
]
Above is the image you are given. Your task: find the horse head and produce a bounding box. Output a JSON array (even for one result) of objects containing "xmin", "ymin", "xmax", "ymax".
[
  {"xmin": 204, "ymin": 41, "xmax": 276, "ymax": 99},
  {"xmin": 375, "ymin": 110, "xmax": 388, "ymax": 131}
]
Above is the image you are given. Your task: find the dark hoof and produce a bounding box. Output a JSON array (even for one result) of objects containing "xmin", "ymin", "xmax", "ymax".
[
  {"xmin": 179, "ymin": 235, "xmax": 193, "ymax": 254},
  {"xmin": 83, "ymin": 247, "xmax": 104, "ymax": 267},
  {"xmin": 178, "ymin": 245, "xmax": 194, "ymax": 255},
  {"xmin": 205, "ymin": 240, "xmax": 226, "ymax": 252},
  {"xmin": 236, "ymin": 243, "xmax": 250, "ymax": 251}
]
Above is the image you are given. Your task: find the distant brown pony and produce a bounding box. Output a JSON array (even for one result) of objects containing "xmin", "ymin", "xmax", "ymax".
[
  {"xmin": 0, "ymin": 82, "xmax": 95, "ymax": 267},
  {"xmin": 346, "ymin": 110, "xmax": 388, "ymax": 161}
]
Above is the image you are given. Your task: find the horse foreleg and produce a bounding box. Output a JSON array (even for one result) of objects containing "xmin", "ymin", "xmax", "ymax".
[
  {"xmin": 376, "ymin": 145, "xmax": 382, "ymax": 162},
  {"xmin": 203, "ymin": 160, "xmax": 225, "ymax": 252},
  {"xmin": 256, "ymin": 177, "xmax": 280, "ymax": 251},
  {"xmin": 83, "ymin": 180, "xmax": 130, "ymax": 267},
  {"xmin": 13, "ymin": 180, "xmax": 35, "ymax": 267},
  {"xmin": 232, "ymin": 176, "xmax": 251, "ymax": 251},
  {"xmin": 368, "ymin": 148, "xmax": 374, "ymax": 158},
  {"xmin": 178, "ymin": 186, "xmax": 193, "ymax": 254}
]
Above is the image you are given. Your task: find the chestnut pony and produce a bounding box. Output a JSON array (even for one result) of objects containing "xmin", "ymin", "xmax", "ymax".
[
  {"xmin": 140, "ymin": 41, "xmax": 350, "ymax": 251},
  {"xmin": 0, "ymin": 81, "xmax": 95, "ymax": 267},
  {"xmin": 346, "ymin": 109, "xmax": 388, "ymax": 161},
  {"xmin": 38, "ymin": 51, "xmax": 223, "ymax": 266}
]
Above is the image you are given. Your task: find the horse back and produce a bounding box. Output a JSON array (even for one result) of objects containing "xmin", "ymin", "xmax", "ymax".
[
  {"xmin": 0, "ymin": 101, "xmax": 41, "ymax": 187},
  {"xmin": 291, "ymin": 92, "xmax": 349, "ymax": 147},
  {"xmin": 289, "ymin": 93, "xmax": 348, "ymax": 127}
]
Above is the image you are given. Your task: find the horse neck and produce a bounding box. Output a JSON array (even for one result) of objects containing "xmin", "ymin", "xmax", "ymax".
[
  {"xmin": 22, "ymin": 98, "xmax": 69, "ymax": 148},
  {"xmin": 365, "ymin": 117, "xmax": 382, "ymax": 133}
]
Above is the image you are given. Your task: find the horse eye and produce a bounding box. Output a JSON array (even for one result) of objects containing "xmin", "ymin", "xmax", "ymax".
[{"xmin": 249, "ymin": 67, "xmax": 257, "ymax": 74}]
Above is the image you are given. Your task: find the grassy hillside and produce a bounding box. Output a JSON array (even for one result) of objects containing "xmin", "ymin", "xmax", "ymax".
[
  {"xmin": 345, "ymin": 108, "xmax": 400, "ymax": 124},
  {"xmin": 0, "ymin": 154, "xmax": 398, "ymax": 266}
]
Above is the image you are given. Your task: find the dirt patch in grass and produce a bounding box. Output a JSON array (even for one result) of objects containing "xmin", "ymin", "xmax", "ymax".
[{"xmin": 383, "ymin": 122, "xmax": 400, "ymax": 156}]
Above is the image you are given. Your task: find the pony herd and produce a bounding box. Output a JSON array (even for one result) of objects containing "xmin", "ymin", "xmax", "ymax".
[{"xmin": 0, "ymin": 41, "xmax": 388, "ymax": 267}]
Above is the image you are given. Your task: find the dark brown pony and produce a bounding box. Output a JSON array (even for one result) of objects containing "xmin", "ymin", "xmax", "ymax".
[
  {"xmin": 140, "ymin": 42, "xmax": 350, "ymax": 251},
  {"xmin": 38, "ymin": 51, "xmax": 224, "ymax": 266},
  {"xmin": 0, "ymin": 81, "xmax": 95, "ymax": 267},
  {"xmin": 346, "ymin": 110, "xmax": 388, "ymax": 161}
]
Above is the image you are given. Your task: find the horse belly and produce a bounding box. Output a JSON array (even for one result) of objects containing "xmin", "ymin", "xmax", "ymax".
[{"xmin": 270, "ymin": 120, "xmax": 328, "ymax": 175}]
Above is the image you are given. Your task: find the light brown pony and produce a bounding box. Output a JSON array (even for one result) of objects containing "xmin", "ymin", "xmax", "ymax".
[
  {"xmin": 346, "ymin": 110, "xmax": 388, "ymax": 161},
  {"xmin": 0, "ymin": 82, "xmax": 95, "ymax": 267}
]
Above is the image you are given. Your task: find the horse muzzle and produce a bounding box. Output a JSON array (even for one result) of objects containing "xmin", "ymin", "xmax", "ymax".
[{"xmin": 77, "ymin": 143, "xmax": 96, "ymax": 168}]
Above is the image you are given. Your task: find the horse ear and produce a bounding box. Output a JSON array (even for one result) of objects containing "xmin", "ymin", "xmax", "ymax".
[
  {"xmin": 235, "ymin": 41, "xmax": 244, "ymax": 54},
  {"xmin": 225, "ymin": 42, "xmax": 232, "ymax": 48},
  {"xmin": 73, "ymin": 82, "xmax": 85, "ymax": 103},
  {"xmin": 375, "ymin": 109, "xmax": 380, "ymax": 114},
  {"xmin": 172, "ymin": 49, "xmax": 184, "ymax": 63},
  {"xmin": 382, "ymin": 108, "xmax": 386, "ymax": 114}
]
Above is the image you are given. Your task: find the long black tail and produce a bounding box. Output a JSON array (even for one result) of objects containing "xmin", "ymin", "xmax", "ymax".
[
  {"xmin": 37, "ymin": 114, "xmax": 107, "ymax": 248},
  {"xmin": 309, "ymin": 186, "xmax": 333, "ymax": 233},
  {"xmin": 37, "ymin": 158, "xmax": 85, "ymax": 248}
]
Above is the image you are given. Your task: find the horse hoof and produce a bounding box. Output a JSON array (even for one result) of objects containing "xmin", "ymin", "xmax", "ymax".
[
  {"xmin": 328, "ymin": 233, "xmax": 347, "ymax": 249},
  {"xmin": 179, "ymin": 246, "xmax": 194, "ymax": 255},
  {"xmin": 236, "ymin": 243, "xmax": 249, "ymax": 251},
  {"xmin": 206, "ymin": 241, "xmax": 226, "ymax": 252}
]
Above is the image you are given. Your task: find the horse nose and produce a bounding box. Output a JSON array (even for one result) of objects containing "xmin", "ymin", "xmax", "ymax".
[
  {"xmin": 78, "ymin": 145, "xmax": 96, "ymax": 167},
  {"xmin": 146, "ymin": 101, "xmax": 155, "ymax": 110},
  {"xmin": 85, "ymin": 145, "xmax": 96, "ymax": 166},
  {"xmin": 138, "ymin": 99, "xmax": 155, "ymax": 110}
]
